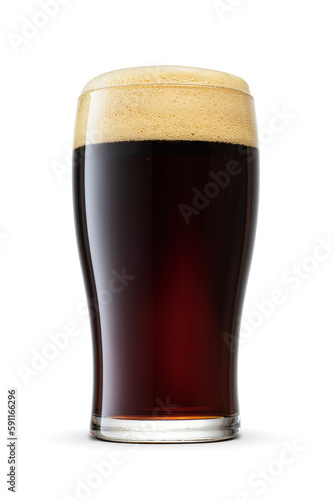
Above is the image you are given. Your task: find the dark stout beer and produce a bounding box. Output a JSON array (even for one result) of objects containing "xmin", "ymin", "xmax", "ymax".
[
  {"xmin": 73, "ymin": 66, "xmax": 259, "ymax": 442},
  {"xmin": 73, "ymin": 140, "xmax": 258, "ymax": 418}
]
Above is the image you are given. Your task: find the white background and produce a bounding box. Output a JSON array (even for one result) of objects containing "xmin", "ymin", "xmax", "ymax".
[{"xmin": 1, "ymin": 0, "xmax": 334, "ymax": 498}]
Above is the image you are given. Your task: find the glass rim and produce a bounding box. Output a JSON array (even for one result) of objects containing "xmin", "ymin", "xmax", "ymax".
[
  {"xmin": 78, "ymin": 65, "xmax": 253, "ymax": 98},
  {"xmin": 79, "ymin": 83, "xmax": 253, "ymax": 99}
]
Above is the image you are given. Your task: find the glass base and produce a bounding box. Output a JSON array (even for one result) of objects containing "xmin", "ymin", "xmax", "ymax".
[{"xmin": 90, "ymin": 414, "xmax": 240, "ymax": 443}]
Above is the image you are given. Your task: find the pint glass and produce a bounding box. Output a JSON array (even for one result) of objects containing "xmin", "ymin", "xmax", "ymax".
[{"xmin": 73, "ymin": 66, "xmax": 259, "ymax": 442}]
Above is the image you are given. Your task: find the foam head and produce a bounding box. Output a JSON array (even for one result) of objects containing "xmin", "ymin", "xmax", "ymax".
[{"xmin": 74, "ymin": 66, "xmax": 258, "ymax": 149}]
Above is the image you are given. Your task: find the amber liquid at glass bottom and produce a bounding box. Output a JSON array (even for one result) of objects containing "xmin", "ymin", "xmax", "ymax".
[{"xmin": 73, "ymin": 140, "xmax": 258, "ymax": 442}]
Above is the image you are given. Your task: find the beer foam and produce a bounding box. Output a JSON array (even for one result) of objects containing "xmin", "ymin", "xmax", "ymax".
[{"xmin": 74, "ymin": 66, "xmax": 258, "ymax": 148}]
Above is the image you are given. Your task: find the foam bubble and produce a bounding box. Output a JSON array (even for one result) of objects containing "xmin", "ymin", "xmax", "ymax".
[{"xmin": 74, "ymin": 66, "xmax": 258, "ymax": 148}]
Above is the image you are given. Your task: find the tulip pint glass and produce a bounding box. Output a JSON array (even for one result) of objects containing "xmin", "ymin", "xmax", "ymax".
[{"xmin": 73, "ymin": 66, "xmax": 259, "ymax": 443}]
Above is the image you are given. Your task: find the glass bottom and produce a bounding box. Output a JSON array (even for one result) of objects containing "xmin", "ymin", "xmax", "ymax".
[{"xmin": 90, "ymin": 414, "xmax": 240, "ymax": 443}]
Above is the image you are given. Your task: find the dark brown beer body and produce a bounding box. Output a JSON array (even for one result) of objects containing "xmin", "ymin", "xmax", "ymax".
[{"xmin": 73, "ymin": 140, "xmax": 258, "ymax": 420}]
